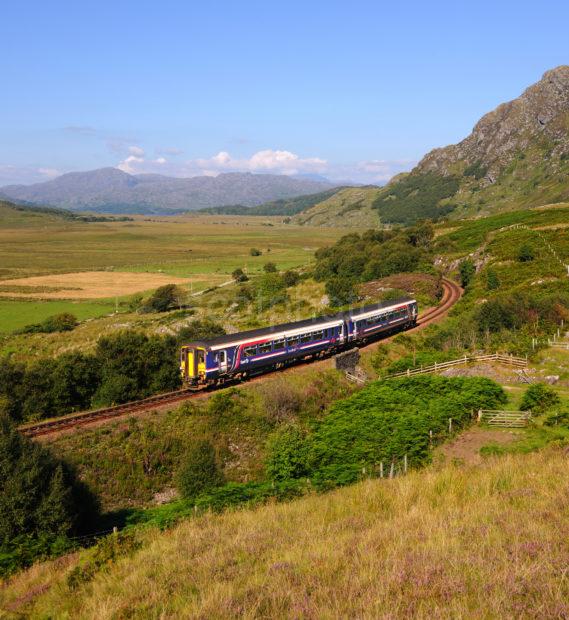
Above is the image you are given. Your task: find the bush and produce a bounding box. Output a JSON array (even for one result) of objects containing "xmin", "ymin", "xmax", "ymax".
[
  {"xmin": 141, "ymin": 284, "xmax": 181, "ymax": 313},
  {"xmin": 282, "ymin": 270, "xmax": 300, "ymax": 287},
  {"xmin": 266, "ymin": 425, "xmax": 310, "ymax": 482},
  {"xmin": 520, "ymin": 383, "xmax": 561, "ymax": 414},
  {"xmin": 176, "ymin": 440, "xmax": 223, "ymax": 500},
  {"xmin": 19, "ymin": 312, "xmax": 78, "ymax": 334},
  {"xmin": 518, "ymin": 244, "xmax": 535, "ymax": 262},
  {"xmin": 263, "ymin": 262, "xmax": 277, "ymax": 273},
  {"xmin": 256, "ymin": 273, "xmax": 288, "ymax": 310},
  {"xmin": 325, "ymin": 277, "xmax": 357, "ymax": 307},
  {"xmin": 0, "ymin": 415, "xmax": 99, "ymax": 575},
  {"xmin": 486, "ymin": 269, "xmax": 500, "ymax": 291},
  {"xmin": 250, "ymin": 248, "xmax": 262, "ymax": 256},
  {"xmin": 459, "ymin": 259, "xmax": 476, "ymax": 288},
  {"xmin": 177, "ymin": 319, "xmax": 226, "ymax": 344},
  {"xmin": 231, "ymin": 268, "xmax": 249, "ymax": 283}
]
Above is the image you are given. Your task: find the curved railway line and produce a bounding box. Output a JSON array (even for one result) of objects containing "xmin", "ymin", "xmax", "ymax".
[{"xmin": 18, "ymin": 278, "xmax": 462, "ymax": 438}]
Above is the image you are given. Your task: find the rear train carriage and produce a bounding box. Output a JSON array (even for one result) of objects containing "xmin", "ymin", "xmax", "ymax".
[{"xmin": 180, "ymin": 296, "xmax": 417, "ymax": 386}]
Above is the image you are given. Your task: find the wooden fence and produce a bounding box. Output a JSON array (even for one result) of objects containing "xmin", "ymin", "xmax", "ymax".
[
  {"xmin": 384, "ymin": 353, "xmax": 527, "ymax": 380},
  {"xmin": 477, "ymin": 409, "xmax": 532, "ymax": 427}
]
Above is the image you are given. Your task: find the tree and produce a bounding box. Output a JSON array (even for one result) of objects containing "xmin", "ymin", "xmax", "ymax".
[
  {"xmin": 518, "ymin": 244, "xmax": 535, "ymax": 262},
  {"xmin": 231, "ymin": 268, "xmax": 248, "ymax": 283},
  {"xmin": 282, "ymin": 270, "xmax": 300, "ymax": 287},
  {"xmin": 0, "ymin": 415, "xmax": 98, "ymax": 547},
  {"xmin": 177, "ymin": 319, "xmax": 226, "ymax": 344},
  {"xmin": 249, "ymin": 248, "xmax": 262, "ymax": 256},
  {"xmin": 325, "ymin": 277, "xmax": 357, "ymax": 307},
  {"xmin": 265, "ymin": 424, "xmax": 309, "ymax": 482},
  {"xmin": 263, "ymin": 262, "xmax": 278, "ymax": 273},
  {"xmin": 459, "ymin": 259, "xmax": 476, "ymax": 288},
  {"xmin": 486, "ymin": 269, "xmax": 500, "ymax": 291},
  {"xmin": 520, "ymin": 383, "xmax": 561, "ymax": 414},
  {"xmin": 141, "ymin": 284, "xmax": 180, "ymax": 313},
  {"xmin": 256, "ymin": 273, "xmax": 288, "ymax": 310},
  {"xmin": 176, "ymin": 440, "xmax": 223, "ymax": 499}
]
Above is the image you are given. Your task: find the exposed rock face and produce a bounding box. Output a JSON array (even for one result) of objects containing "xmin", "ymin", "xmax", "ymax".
[{"xmin": 417, "ymin": 66, "xmax": 569, "ymax": 179}]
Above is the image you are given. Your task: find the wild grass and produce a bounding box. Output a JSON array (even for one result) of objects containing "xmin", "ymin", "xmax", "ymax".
[{"xmin": 2, "ymin": 448, "xmax": 568, "ymax": 618}]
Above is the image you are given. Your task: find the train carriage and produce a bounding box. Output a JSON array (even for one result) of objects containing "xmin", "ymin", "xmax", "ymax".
[{"xmin": 181, "ymin": 296, "xmax": 418, "ymax": 386}]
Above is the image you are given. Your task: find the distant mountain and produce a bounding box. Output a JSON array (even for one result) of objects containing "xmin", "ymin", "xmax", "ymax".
[
  {"xmin": 196, "ymin": 187, "xmax": 344, "ymax": 216},
  {"xmin": 372, "ymin": 65, "xmax": 569, "ymax": 224},
  {"xmin": 0, "ymin": 168, "xmax": 336, "ymax": 214}
]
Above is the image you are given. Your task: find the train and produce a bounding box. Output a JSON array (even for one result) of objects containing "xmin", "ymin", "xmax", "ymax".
[{"xmin": 180, "ymin": 296, "xmax": 418, "ymax": 386}]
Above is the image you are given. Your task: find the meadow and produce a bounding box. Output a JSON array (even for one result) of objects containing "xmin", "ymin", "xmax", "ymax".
[{"xmin": 3, "ymin": 448, "xmax": 568, "ymax": 618}]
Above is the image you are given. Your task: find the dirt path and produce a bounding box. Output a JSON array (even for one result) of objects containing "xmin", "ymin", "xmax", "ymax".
[{"xmin": 436, "ymin": 426, "xmax": 522, "ymax": 465}]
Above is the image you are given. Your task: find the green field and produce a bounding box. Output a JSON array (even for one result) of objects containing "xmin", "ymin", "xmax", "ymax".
[{"xmin": 0, "ymin": 299, "xmax": 116, "ymax": 334}]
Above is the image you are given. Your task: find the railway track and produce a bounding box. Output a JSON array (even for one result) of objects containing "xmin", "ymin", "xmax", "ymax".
[{"xmin": 18, "ymin": 277, "xmax": 462, "ymax": 438}]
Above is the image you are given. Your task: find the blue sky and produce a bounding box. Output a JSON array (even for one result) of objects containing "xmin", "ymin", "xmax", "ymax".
[{"xmin": 1, "ymin": 0, "xmax": 568, "ymax": 185}]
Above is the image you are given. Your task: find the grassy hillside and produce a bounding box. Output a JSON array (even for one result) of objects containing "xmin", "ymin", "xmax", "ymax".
[
  {"xmin": 292, "ymin": 186, "xmax": 381, "ymax": 227},
  {"xmin": 3, "ymin": 448, "xmax": 568, "ymax": 618},
  {"xmin": 196, "ymin": 187, "xmax": 343, "ymax": 216}
]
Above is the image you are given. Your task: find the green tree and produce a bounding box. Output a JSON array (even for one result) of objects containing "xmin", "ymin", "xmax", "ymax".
[
  {"xmin": 176, "ymin": 440, "xmax": 223, "ymax": 500},
  {"xmin": 231, "ymin": 268, "xmax": 249, "ymax": 282},
  {"xmin": 177, "ymin": 319, "xmax": 226, "ymax": 344},
  {"xmin": 520, "ymin": 383, "xmax": 561, "ymax": 413},
  {"xmin": 265, "ymin": 424, "xmax": 310, "ymax": 482},
  {"xmin": 141, "ymin": 284, "xmax": 180, "ymax": 313},
  {"xmin": 325, "ymin": 277, "xmax": 357, "ymax": 307},
  {"xmin": 0, "ymin": 415, "xmax": 98, "ymax": 548},
  {"xmin": 486, "ymin": 269, "xmax": 500, "ymax": 291},
  {"xmin": 518, "ymin": 244, "xmax": 535, "ymax": 262},
  {"xmin": 256, "ymin": 273, "xmax": 288, "ymax": 310},
  {"xmin": 282, "ymin": 270, "xmax": 300, "ymax": 287},
  {"xmin": 459, "ymin": 259, "xmax": 476, "ymax": 288}
]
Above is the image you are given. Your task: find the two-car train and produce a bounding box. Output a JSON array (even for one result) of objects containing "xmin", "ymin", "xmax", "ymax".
[{"xmin": 180, "ymin": 296, "xmax": 418, "ymax": 386}]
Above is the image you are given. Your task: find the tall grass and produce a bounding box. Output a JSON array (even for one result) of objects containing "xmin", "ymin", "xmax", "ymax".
[{"xmin": 3, "ymin": 448, "xmax": 568, "ymax": 618}]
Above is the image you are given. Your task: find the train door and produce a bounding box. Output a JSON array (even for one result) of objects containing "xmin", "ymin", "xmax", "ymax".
[
  {"xmin": 197, "ymin": 348, "xmax": 206, "ymax": 378},
  {"xmin": 218, "ymin": 350, "xmax": 228, "ymax": 374}
]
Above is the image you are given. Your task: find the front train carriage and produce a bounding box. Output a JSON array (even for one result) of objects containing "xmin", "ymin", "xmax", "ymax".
[
  {"xmin": 181, "ymin": 296, "xmax": 417, "ymax": 386},
  {"xmin": 181, "ymin": 314, "xmax": 346, "ymax": 386}
]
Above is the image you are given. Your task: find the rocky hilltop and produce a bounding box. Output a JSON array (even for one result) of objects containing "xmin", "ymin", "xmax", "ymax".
[
  {"xmin": 417, "ymin": 65, "xmax": 569, "ymax": 180},
  {"xmin": 367, "ymin": 66, "xmax": 569, "ymax": 224}
]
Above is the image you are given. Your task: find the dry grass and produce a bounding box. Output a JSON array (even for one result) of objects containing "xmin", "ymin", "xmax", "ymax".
[
  {"xmin": 0, "ymin": 271, "xmax": 218, "ymax": 300},
  {"xmin": 2, "ymin": 449, "xmax": 569, "ymax": 618}
]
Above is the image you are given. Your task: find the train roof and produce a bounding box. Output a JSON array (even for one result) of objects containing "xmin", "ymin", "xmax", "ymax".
[{"xmin": 183, "ymin": 296, "xmax": 415, "ymax": 350}]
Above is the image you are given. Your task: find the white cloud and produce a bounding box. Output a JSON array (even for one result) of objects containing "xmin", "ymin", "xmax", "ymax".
[
  {"xmin": 38, "ymin": 167, "xmax": 61, "ymax": 178},
  {"xmin": 0, "ymin": 165, "xmax": 62, "ymax": 186},
  {"xmin": 128, "ymin": 145, "xmax": 145, "ymax": 157}
]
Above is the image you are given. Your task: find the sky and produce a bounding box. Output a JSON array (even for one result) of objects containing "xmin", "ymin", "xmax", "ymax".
[{"xmin": 1, "ymin": 0, "xmax": 568, "ymax": 186}]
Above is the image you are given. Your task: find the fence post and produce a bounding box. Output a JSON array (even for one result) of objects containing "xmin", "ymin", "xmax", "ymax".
[
  {"xmin": 448, "ymin": 418, "xmax": 453, "ymax": 433},
  {"xmin": 389, "ymin": 461, "xmax": 395, "ymax": 479},
  {"xmin": 429, "ymin": 429, "xmax": 433, "ymax": 447},
  {"xmin": 477, "ymin": 409, "xmax": 482, "ymax": 423},
  {"xmin": 380, "ymin": 461, "xmax": 384, "ymax": 478},
  {"xmin": 434, "ymin": 361, "xmax": 437, "ymax": 371},
  {"xmin": 404, "ymin": 454, "xmax": 408, "ymax": 474}
]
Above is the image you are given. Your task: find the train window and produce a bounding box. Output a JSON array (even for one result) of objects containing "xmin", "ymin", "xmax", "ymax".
[
  {"xmin": 273, "ymin": 338, "xmax": 285, "ymax": 350},
  {"xmin": 259, "ymin": 342, "xmax": 272, "ymax": 354},
  {"xmin": 287, "ymin": 335, "xmax": 299, "ymax": 346},
  {"xmin": 300, "ymin": 333, "xmax": 311, "ymax": 343},
  {"xmin": 312, "ymin": 330, "xmax": 323, "ymax": 340},
  {"xmin": 198, "ymin": 350, "xmax": 205, "ymax": 364},
  {"xmin": 243, "ymin": 345, "xmax": 257, "ymax": 357}
]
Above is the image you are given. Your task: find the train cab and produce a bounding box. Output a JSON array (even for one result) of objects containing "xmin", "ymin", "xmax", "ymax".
[{"xmin": 180, "ymin": 345, "xmax": 207, "ymax": 383}]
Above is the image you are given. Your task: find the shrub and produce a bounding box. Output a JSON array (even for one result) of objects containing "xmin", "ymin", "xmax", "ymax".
[
  {"xmin": 0, "ymin": 415, "xmax": 99, "ymax": 574},
  {"xmin": 518, "ymin": 244, "xmax": 535, "ymax": 262},
  {"xmin": 520, "ymin": 383, "xmax": 561, "ymax": 414},
  {"xmin": 325, "ymin": 277, "xmax": 357, "ymax": 307},
  {"xmin": 263, "ymin": 262, "xmax": 278, "ymax": 273},
  {"xmin": 266, "ymin": 425, "xmax": 310, "ymax": 482},
  {"xmin": 256, "ymin": 273, "xmax": 288, "ymax": 310},
  {"xmin": 141, "ymin": 284, "xmax": 181, "ymax": 313},
  {"xmin": 282, "ymin": 270, "xmax": 300, "ymax": 287},
  {"xmin": 250, "ymin": 248, "xmax": 262, "ymax": 256},
  {"xmin": 177, "ymin": 319, "xmax": 226, "ymax": 344},
  {"xmin": 19, "ymin": 312, "xmax": 78, "ymax": 334},
  {"xmin": 486, "ymin": 269, "xmax": 500, "ymax": 291},
  {"xmin": 459, "ymin": 259, "xmax": 476, "ymax": 288},
  {"xmin": 176, "ymin": 440, "xmax": 223, "ymax": 500},
  {"xmin": 231, "ymin": 268, "xmax": 249, "ymax": 282}
]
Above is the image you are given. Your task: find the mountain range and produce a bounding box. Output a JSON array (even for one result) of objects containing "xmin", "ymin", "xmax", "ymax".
[{"xmin": 0, "ymin": 169, "xmax": 336, "ymax": 214}]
